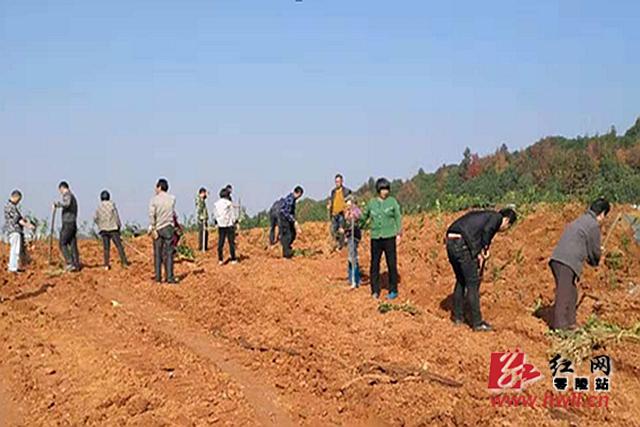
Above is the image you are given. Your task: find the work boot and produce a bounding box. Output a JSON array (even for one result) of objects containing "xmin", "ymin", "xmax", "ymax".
[
  {"xmin": 372, "ymin": 293, "xmax": 380, "ymax": 300},
  {"xmin": 473, "ymin": 321, "xmax": 493, "ymax": 332},
  {"xmin": 386, "ymin": 291, "xmax": 398, "ymax": 300},
  {"xmin": 166, "ymin": 278, "xmax": 180, "ymax": 285},
  {"xmin": 453, "ymin": 319, "xmax": 464, "ymax": 326}
]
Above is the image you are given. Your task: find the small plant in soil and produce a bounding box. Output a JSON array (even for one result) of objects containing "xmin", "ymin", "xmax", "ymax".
[
  {"xmin": 176, "ymin": 244, "xmax": 196, "ymax": 262},
  {"xmin": 547, "ymin": 315, "xmax": 640, "ymax": 362},
  {"xmin": 378, "ymin": 301, "xmax": 419, "ymax": 316},
  {"xmin": 531, "ymin": 297, "xmax": 543, "ymax": 315},
  {"xmin": 292, "ymin": 248, "xmax": 321, "ymax": 258},
  {"xmin": 604, "ymin": 250, "xmax": 624, "ymax": 271},
  {"xmin": 620, "ymin": 234, "xmax": 630, "ymax": 253}
]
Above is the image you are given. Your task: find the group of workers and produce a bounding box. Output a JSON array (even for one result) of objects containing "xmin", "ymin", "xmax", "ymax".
[{"xmin": 3, "ymin": 174, "xmax": 612, "ymax": 332}]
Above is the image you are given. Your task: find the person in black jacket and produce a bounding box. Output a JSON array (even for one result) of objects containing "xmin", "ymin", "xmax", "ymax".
[
  {"xmin": 445, "ymin": 208, "xmax": 517, "ymax": 331},
  {"xmin": 268, "ymin": 199, "xmax": 282, "ymax": 246},
  {"xmin": 53, "ymin": 181, "xmax": 81, "ymax": 272}
]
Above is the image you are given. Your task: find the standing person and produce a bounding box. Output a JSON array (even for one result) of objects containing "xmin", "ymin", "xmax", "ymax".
[
  {"xmin": 445, "ymin": 207, "xmax": 517, "ymax": 332},
  {"xmin": 342, "ymin": 196, "xmax": 362, "ymax": 288},
  {"xmin": 268, "ymin": 198, "xmax": 283, "ymax": 245},
  {"xmin": 214, "ymin": 187, "xmax": 239, "ymax": 265},
  {"xmin": 359, "ymin": 178, "xmax": 402, "ymax": 300},
  {"xmin": 327, "ymin": 174, "xmax": 352, "ymax": 250},
  {"xmin": 195, "ymin": 187, "xmax": 209, "ymax": 252},
  {"xmin": 4, "ymin": 190, "xmax": 34, "ymax": 273},
  {"xmin": 53, "ymin": 181, "xmax": 81, "ymax": 272},
  {"xmin": 93, "ymin": 190, "xmax": 129, "ymax": 270},
  {"xmin": 278, "ymin": 186, "xmax": 304, "ymax": 259},
  {"xmin": 148, "ymin": 178, "xmax": 177, "ymax": 284},
  {"xmin": 550, "ymin": 198, "xmax": 609, "ymax": 331}
]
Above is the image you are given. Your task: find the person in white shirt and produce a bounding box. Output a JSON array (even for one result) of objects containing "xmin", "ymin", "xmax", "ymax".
[{"xmin": 214, "ymin": 187, "xmax": 239, "ymax": 264}]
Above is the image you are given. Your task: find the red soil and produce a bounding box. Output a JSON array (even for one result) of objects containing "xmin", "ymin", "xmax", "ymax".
[{"xmin": 1, "ymin": 203, "xmax": 639, "ymax": 426}]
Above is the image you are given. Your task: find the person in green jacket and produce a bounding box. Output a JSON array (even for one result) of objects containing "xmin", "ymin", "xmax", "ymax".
[{"xmin": 360, "ymin": 178, "xmax": 402, "ymax": 300}]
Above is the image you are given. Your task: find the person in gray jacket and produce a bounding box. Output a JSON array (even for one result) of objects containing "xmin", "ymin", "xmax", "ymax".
[
  {"xmin": 53, "ymin": 181, "xmax": 81, "ymax": 272},
  {"xmin": 94, "ymin": 190, "xmax": 129, "ymax": 270},
  {"xmin": 148, "ymin": 178, "xmax": 177, "ymax": 284},
  {"xmin": 550, "ymin": 198, "xmax": 610, "ymax": 330}
]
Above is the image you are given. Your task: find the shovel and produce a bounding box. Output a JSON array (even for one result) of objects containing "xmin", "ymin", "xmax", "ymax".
[
  {"xmin": 48, "ymin": 206, "xmax": 57, "ymax": 265},
  {"xmin": 350, "ymin": 214, "xmax": 356, "ymax": 287},
  {"xmin": 602, "ymin": 212, "xmax": 623, "ymax": 252}
]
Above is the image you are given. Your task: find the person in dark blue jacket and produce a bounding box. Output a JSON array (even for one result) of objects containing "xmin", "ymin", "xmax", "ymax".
[{"xmin": 277, "ymin": 186, "xmax": 304, "ymax": 258}]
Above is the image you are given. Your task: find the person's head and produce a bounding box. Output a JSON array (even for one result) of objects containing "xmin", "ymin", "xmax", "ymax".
[
  {"xmin": 9, "ymin": 190, "xmax": 22, "ymax": 204},
  {"xmin": 375, "ymin": 178, "xmax": 391, "ymax": 199},
  {"xmin": 345, "ymin": 194, "xmax": 356, "ymax": 209},
  {"xmin": 199, "ymin": 187, "xmax": 207, "ymax": 199},
  {"xmin": 498, "ymin": 208, "xmax": 518, "ymax": 231},
  {"xmin": 58, "ymin": 181, "xmax": 70, "ymax": 194},
  {"xmin": 100, "ymin": 190, "xmax": 110, "ymax": 201},
  {"xmin": 335, "ymin": 174, "xmax": 344, "ymax": 188},
  {"xmin": 293, "ymin": 186, "xmax": 304, "ymax": 199},
  {"xmin": 590, "ymin": 197, "xmax": 611, "ymax": 223},
  {"xmin": 220, "ymin": 187, "xmax": 231, "ymax": 200},
  {"xmin": 156, "ymin": 178, "xmax": 169, "ymax": 194},
  {"xmin": 225, "ymin": 184, "xmax": 233, "ymax": 193}
]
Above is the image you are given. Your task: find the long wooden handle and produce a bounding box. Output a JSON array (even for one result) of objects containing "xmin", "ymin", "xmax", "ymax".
[
  {"xmin": 602, "ymin": 213, "xmax": 623, "ymax": 251},
  {"xmin": 48, "ymin": 207, "xmax": 56, "ymax": 265}
]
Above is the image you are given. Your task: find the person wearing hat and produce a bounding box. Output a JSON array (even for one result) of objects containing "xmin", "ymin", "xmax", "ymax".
[
  {"xmin": 359, "ymin": 178, "xmax": 402, "ymax": 299},
  {"xmin": 94, "ymin": 190, "xmax": 129, "ymax": 270}
]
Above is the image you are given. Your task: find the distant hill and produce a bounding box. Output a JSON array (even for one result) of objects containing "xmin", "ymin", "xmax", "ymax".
[{"xmin": 245, "ymin": 117, "xmax": 640, "ymax": 227}]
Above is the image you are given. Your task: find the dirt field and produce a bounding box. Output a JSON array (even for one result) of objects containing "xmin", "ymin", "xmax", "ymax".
[{"xmin": 1, "ymin": 203, "xmax": 639, "ymax": 426}]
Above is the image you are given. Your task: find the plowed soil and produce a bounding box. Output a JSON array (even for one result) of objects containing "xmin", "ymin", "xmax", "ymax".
[{"xmin": 1, "ymin": 203, "xmax": 639, "ymax": 426}]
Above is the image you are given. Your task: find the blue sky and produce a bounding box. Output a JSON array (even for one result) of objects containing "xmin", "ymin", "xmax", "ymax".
[{"xmin": 1, "ymin": 0, "xmax": 639, "ymax": 224}]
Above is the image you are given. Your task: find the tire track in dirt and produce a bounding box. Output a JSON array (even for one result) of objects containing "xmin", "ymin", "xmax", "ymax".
[
  {"xmin": 96, "ymin": 284, "xmax": 295, "ymax": 427},
  {"xmin": 1, "ymin": 279, "xmax": 261, "ymax": 425}
]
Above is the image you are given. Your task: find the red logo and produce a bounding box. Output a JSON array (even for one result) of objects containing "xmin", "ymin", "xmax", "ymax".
[{"xmin": 489, "ymin": 350, "xmax": 543, "ymax": 391}]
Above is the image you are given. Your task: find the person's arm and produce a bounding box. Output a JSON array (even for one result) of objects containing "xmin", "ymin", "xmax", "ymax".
[
  {"xmin": 358, "ymin": 201, "xmax": 371, "ymax": 229},
  {"xmin": 280, "ymin": 196, "xmax": 296, "ymax": 223},
  {"xmin": 114, "ymin": 204, "xmax": 122, "ymax": 230},
  {"xmin": 586, "ymin": 224, "xmax": 602, "ymax": 267},
  {"xmin": 228, "ymin": 201, "xmax": 238, "ymax": 224},
  {"xmin": 18, "ymin": 217, "xmax": 33, "ymax": 228},
  {"xmin": 394, "ymin": 199, "xmax": 402, "ymax": 236},
  {"xmin": 148, "ymin": 199, "xmax": 156, "ymax": 229},
  {"xmin": 54, "ymin": 192, "xmax": 71, "ymax": 208}
]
